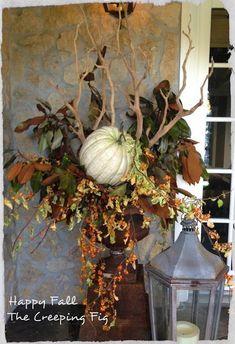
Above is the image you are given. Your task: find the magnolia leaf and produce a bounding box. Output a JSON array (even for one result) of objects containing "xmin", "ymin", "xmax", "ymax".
[
  {"xmin": 217, "ymin": 199, "xmax": 224, "ymax": 208},
  {"xmin": 158, "ymin": 136, "xmax": 168, "ymax": 154},
  {"xmin": 39, "ymin": 134, "xmax": 49, "ymax": 152},
  {"xmin": 41, "ymin": 173, "xmax": 60, "ymax": 186},
  {"xmin": 36, "ymin": 103, "xmax": 48, "ymax": 114},
  {"xmin": 59, "ymin": 173, "xmax": 77, "ymax": 195},
  {"xmin": 30, "ymin": 171, "xmax": 43, "ymax": 193},
  {"xmin": 38, "ymin": 119, "xmax": 48, "ymax": 129},
  {"xmin": 51, "ymin": 129, "xmax": 63, "ymax": 150},
  {"xmin": 46, "ymin": 130, "xmax": 54, "ymax": 145},
  {"xmin": 6, "ymin": 163, "xmax": 24, "ymax": 181},
  {"xmin": 15, "ymin": 116, "xmax": 46, "ymax": 133},
  {"xmin": 10, "ymin": 180, "xmax": 22, "ymax": 193},
  {"xmin": 168, "ymin": 119, "xmax": 191, "ymax": 140},
  {"xmin": 17, "ymin": 164, "xmax": 35, "ymax": 184},
  {"xmin": 66, "ymin": 117, "xmax": 76, "ymax": 126},
  {"xmin": 36, "ymin": 98, "xmax": 52, "ymax": 112}
]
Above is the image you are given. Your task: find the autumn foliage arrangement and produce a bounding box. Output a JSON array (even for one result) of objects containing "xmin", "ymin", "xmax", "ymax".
[{"xmin": 4, "ymin": 9, "xmax": 232, "ymax": 329}]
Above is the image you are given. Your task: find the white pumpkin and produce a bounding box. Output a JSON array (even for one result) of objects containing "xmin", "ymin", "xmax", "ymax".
[{"xmin": 79, "ymin": 126, "xmax": 136, "ymax": 185}]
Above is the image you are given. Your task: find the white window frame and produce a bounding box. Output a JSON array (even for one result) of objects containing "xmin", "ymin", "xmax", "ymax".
[{"xmin": 178, "ymin": 0, "xmax": 235, "ymax": 273}]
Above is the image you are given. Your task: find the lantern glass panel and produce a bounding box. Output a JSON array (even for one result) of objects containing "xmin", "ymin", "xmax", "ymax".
[
  {"xmin": 176, "ymin": 289, "xmax": 211, "ymax": 339},
  {"xmin": 151, "ymin": 278, "xmax": 170, "ymax": 340}
]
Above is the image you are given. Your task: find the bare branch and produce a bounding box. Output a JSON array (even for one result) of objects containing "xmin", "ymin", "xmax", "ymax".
[
  {"xmin": 74, "ymin": 22, "xmax": 84, "ymax": 78},
  {"xmin": 149, "ymin": 59, "xmax": 214, "ymax": 147},
  {"xmin": 81, "ymin": 6, "xmax": 116, "ymax": 126},
  {"xmin": 178, "ymin": 15, "xmax": 194, "ymax": 99},
  {"xmin": 93, "ymin": 69, "xmax": 107, "ymax": 130},
  {"xmin": 119, "ymin": 17, "xmax": 149, "ymax": 140}
]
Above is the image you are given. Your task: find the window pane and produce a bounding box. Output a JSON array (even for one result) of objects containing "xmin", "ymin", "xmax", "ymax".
[
  {"xmin": 205, "ymin": 122, "xmax": 231, "ymax": 169},
  {"xmin": 210, "ymin": 8, "xmax": 231, "ymax": 63},
  {"xmin": 207, "ymin": 68, "xmax": 231, "ymax": 117},
  {"xmin": 203, "ymin": 174, "xmax": 231, "ymax": 218}
]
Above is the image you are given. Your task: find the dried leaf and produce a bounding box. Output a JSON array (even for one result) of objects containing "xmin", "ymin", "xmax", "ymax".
[
  {"xmin": 181, "ymin": 155, "xmax": 192, "ymax": 184},
  {"xmin": 36, "ymin": 98, "xmax": 52, "ymax": 112},
  {"xmin": 83, "ymin": 72, "xmax": 95, "ymax": 82},
  {"xmin": 15, "ymin": 116, "xmax": 46, "ymax": 133},
  {"xmin": 154, "ymin": 80, "xmax": 170, "ymax": 93},
  {"xmin": 4, "ymin": 198, "xmax": 13, "ymax": 210},
  {"xmin": 34, "ymin": 162, "xmax": 52, "ymax": 172},
  {"xmin": 36, "ymin": 103, "xmax": 47, "ymax": 114},
  {"xmin": 67, "ymin": 164, "xmax": 85, "ymax": 177},
  {"xmin": 51, "ymin": 204, "xmax": 64, "ymax": 221},
  {"xmin": 41, "ymin": 173, "xmax": 60, "ymax": 186},
  {"xmin": 17, "ymin": 164, "xmax": 35, "ymax": 184},
  {"xmin": 6, "ymin": 163, "xmax": 24, "ymax": 181},
  {"xmin": 186, "ymin": 145, "xmax": 202, "ymax": 184}
]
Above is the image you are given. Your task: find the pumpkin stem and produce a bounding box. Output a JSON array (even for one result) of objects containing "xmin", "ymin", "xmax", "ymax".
[{"xmin": 117, "ymin": 126, "xmax": 126, "ymax": 144}]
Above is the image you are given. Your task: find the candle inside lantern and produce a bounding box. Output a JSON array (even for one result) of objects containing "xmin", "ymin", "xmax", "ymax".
[{"xmin": 177, "ymin": 321, "xmax": 200, "ymax": 344}]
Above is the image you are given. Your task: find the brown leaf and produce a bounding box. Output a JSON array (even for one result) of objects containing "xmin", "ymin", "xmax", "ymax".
[
  {"xmin": 180, "ymin": 143, "xmax": 203, "ymax": 185},
  {"xmin": 51, "ymin": 204, "xmax": 65, "ymax": 221},
  {"xmin": 36, "ymin": 104, "xmax": 47, "ymax": 114},
  {"xmin": 174, "ymin": 187, "xmax": 193, "ymax": 198},
  {"xmin": 67, "ymin": 164, "xmax": 85, "ymax": 177},
  {"xmin": 153, "ymin": 204, "xmax": 170, "ymax": 219},
  {"xmin": 181, "ymin": 138, "xmax": 199, "ymax": 145},
  {"xmin": 6, "ymin": 163, "xmax": 25, "ymax": 181},
  {"xmin": 181, "ymin": 155, "xmax": 193, "ymax": 184},
  {"xmin": 17, "ymin": 164, "xmax": 35, "ymax": 184},
  {"xmin": 138, "ymin": 197, "xmax": 156, "ymax": 214},
  {"xmin": 15, "ymin": 116, "xmax": 46, "ymax": 133},
  {"xmin": 154, "ymin": 80, "xmax": 170, "ymax": 93},
  {"xmin": 83, "ymin": 72, "xmax": 95, "ymax": 82},
  {"xmin": 41, "ymin": 174, "xmax": 60, "ymax": 186},
  {"xmin": 34, "ymin": 162, "xmax": 52, "ymax": 172},
  {"xmin": 138, "ymin": 197, "xmax": 170, "ymax": 218},
  {"xmin": 186, "ymin": 145, "xmax": 202, "ymax": 184}
]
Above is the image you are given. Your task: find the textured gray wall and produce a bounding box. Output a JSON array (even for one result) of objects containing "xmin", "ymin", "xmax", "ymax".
[{"xmin": 2, "ymin": 2, "xmax": 181, "ymax": 313}]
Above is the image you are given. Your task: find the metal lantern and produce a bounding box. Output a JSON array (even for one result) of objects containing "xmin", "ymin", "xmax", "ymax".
[
  {"xmin": 103, "ymin": 2, "xmax": 136, "ymax": 19},
  {"xmin": 145, "ymin": 219, "xmax": 228, "ymax": 341}
]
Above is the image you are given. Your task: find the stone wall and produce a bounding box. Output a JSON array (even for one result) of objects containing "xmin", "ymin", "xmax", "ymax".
[{"xmin": 2, "ymin": 2, "xmax": 181, "ymax": 314}]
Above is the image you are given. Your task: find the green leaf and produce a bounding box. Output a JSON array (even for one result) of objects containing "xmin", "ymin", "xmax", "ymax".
[
  {"xmin": 61, "ymin": 153, "xmax": 71, "ymax": 168},
  {"xmin": 51, "ymin": 129, "xmax": 63, "ymax": 150},
  {"xmin": 158, "ymin": 136, "xmax": 168, "ymax": 154},
  {"xmin": 59, "ymin": 173, "xmax": 77, "ymax": 195},
  {"xmin": 46, "ymin": 130, "xmax": 54, "ymax": 145},
  {"xmin": 30, "ymin": 171, "xmax": 43, "ymax": 193},
  {"xmin": 38, "ymin": 134, "xmax": 49, "ymax": 152},
  {"xmin": 217, "ymin": 199, "xmax": 223, "ymax": 208},
  {"xmin": 168, "ymin": 118, "xmax": 191, "ymax": 140},
  {"xmin": 10, "ymin": 180, "xmax": 23, "ymax": 193},
  {"xmin": 109, "ymin": 183, "xmax": 127, "ymax": 197}
]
